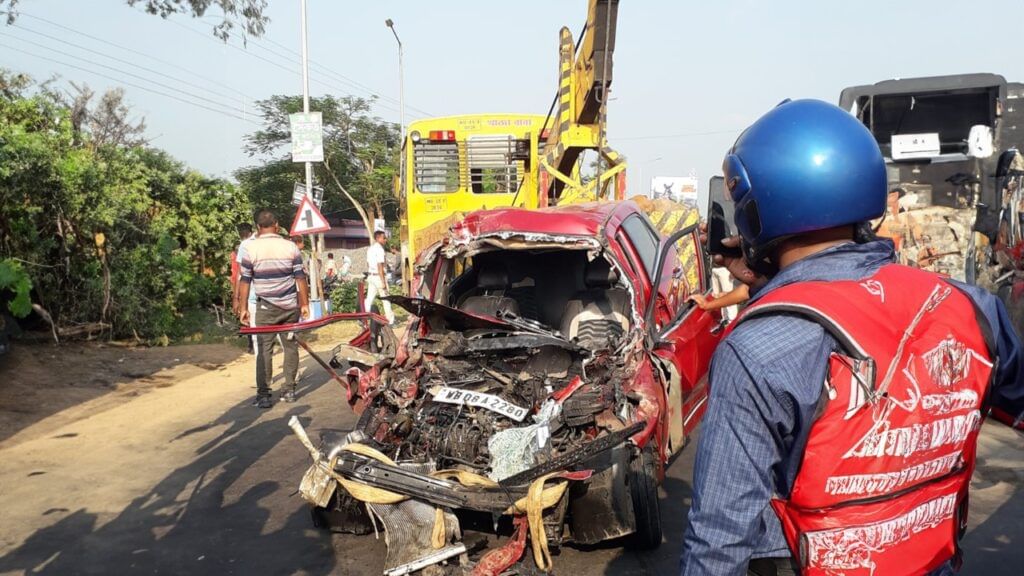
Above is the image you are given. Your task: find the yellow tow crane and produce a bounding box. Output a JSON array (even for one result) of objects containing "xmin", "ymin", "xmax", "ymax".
[{"xmin": 540, "ymin": 0, "xmax": 627, "ymax": 207}]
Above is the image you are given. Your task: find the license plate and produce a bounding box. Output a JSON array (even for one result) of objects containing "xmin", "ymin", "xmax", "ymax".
[{"xmin": 431, "ymin": 387, "xmax": 528, "ymax": 421}]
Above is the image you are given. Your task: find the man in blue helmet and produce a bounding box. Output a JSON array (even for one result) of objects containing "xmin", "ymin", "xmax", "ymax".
[{"xmin": 680, "ymin": 99, "xmax": 1024, "ymax": 576}]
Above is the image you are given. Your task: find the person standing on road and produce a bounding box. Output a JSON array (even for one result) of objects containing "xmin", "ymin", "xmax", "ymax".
[
  {"xmin": 238, "ymin": 210, "xmax": 310, "ymax": 408},
  {"xmin": 339, "ymin": 254, "xmax": 352, "ymax": 280},
  {"xmin": 324, "ymin": 252, "xmax": 337, "ymax": 280},
  {"xmin": 230, "ymin": 223, "xmax": 253, "ymax": 316},
  {"xmin": 291, "ymin": 235, "xmax": 310, "ymax": 276},
  {"xmin": 364, "ymin": 230, "xmax": 395, "ymax": 324},
  {"xmin": 680, "ymin": 100, "xmax": 1024, "ymax": 576},
  {"xmin": 231, "ymin": 223, "xmax": 256, "ymax": 353}
]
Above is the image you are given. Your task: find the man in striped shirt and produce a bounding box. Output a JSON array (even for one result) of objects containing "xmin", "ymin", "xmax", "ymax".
[{"xmin": 238, "ymin": 209, "xmax": 310, "ymax": 408}]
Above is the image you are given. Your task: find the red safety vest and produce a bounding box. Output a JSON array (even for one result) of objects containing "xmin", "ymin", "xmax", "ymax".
[{"xmin": 731, "ymin": 264, "xmax": 994, "ymax": 575}]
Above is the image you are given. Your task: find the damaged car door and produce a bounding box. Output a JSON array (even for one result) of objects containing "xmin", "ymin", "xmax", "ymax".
[
  {"xmin": 617, "ymin": 214, "xmax": 722, "ymax": 459},
  {"xmin": 648, "ymin": 224, "xmax": 721, "ymax": 455}
]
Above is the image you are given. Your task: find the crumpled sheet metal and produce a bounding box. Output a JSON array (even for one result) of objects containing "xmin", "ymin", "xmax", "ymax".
[
  {"xmin": 470, "ymin": 517, "xmax": 529, "ymax": 576},
  {"xmin": 441, "ymin": 230, "xmax": 601, "ymax": 260},
  {"xmin": 487, "ymin": 400, "xmax": 562, "ymax": 482},
  {"xmin": 298, "ymin": 460, "xmax": 337, "ymax": 508},
  {"xmin": 330, "ymin": 343, "xmax": 382, "ymax": 368}
]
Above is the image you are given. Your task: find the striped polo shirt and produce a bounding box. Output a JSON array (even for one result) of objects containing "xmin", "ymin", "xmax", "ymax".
[{"xmin": 238, "ymin": 233, "xmax": 305, "ymax": 310}]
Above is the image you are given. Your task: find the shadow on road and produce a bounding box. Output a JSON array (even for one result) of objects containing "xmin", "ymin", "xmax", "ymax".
[
  {"xmin": 596, "ymin": 473, "xmax": 692, "ymax": 576},
  {"xmin": 0, "ymin": 366, "xmax": 337, "ymax": 575},
  {"xmin": 960, "ymin": 453, "xmax": 1024, "ymax": 575}
]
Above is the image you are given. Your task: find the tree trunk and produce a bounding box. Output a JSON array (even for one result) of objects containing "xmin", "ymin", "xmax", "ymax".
[{"xmin": 321, "ymin": 159, "xmax": 374, "ymax": 246}]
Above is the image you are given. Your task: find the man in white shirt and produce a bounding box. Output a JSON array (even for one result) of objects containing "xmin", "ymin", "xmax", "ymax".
[
  {"xmin": 364, "ymin": 231, "xmax": 395, "ymax": 324},
  {"xmin": 339, "ymin": 254, "xmax": 352, "ymax": 280}
]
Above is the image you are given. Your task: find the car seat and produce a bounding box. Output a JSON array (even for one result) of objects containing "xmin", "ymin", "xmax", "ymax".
[
  {"xmin": 559, "ymin": 257, "xmax": 630, "ymax": 350},
  {"xmin": 458, "ymin": 265, "xmax": 521, "ymax": 318}
]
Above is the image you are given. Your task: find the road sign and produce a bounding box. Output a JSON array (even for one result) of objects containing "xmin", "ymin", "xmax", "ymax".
[
  {"xmin": 292, "ymin": 182, "xmax": 324, "ymax": 207},
  {"xmin": 289, "ymin": 112, "xmax": 324, "ymax": 162},
  {"xmin": 290, "ymin": 196, "xmax": 331, "ymax": 236}
]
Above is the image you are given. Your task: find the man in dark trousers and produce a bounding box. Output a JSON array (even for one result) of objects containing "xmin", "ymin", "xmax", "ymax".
[
  {"xmin": 680, "ymin": 100, "xmax": 1024, "ymax": 575},
  {"xmin": 237, "ymin": 209, "xmax": 310, "ymax": 408}
]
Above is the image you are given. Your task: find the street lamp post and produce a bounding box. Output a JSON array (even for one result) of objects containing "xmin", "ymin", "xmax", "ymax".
[
  {"xmin": 637, "ymin": 156, "xmax": 662, "ymax": 198},
  {"xmin": 299, "ymin": 0, "xmax": 320, "ymax": 305},
  {"xmin": 385, "ymin": 18, "xmax": 405, "ymax": 140}
]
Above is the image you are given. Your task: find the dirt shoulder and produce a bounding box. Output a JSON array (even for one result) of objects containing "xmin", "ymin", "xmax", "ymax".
[{"xmin": 0, "ymin": 342, "xmax": 245, "ymax": 449}]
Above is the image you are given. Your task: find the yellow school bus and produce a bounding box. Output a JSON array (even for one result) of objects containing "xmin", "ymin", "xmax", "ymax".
[{"xmin": 397, "ymin": 113, "xmax": 549, "ymax": 293}]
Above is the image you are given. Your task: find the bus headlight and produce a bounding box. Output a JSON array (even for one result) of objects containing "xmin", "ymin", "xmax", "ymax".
[{"xmin": 410, "ymin": 130, "xmax": 421, "ymax": 143}]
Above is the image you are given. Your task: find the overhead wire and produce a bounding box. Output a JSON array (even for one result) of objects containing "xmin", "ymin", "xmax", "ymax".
[
  {"xmin": 615, "ymin": 128, "xmax": 743, "ymax": 141},
  {"xmin": 0, "ymin": 41, "xmax": 261, "ymax": 125},
  {"xmin": 16, "ymin": 11, "xmax": 255, "ymax": 101},
  {"xmin": 0, "ymin": 30, "xmax": 259, "ymax": 123},
  {"xmin": 163, "ymin": 16, "xmax": 425, "ymax": 121},
  {"xmin": 204, "ymin": 12, "xmax": 433, "ymax": 117},
  {"xmin": 16, "ymin": 8, "xmax": 431, "ymax": 122},
  {"xmin": 8, "ymin": 22, "xmax": 245, "ymax": 104},
  {"xmin": 254, "ymin": 33, "xmax": 433, "ymax": 117}
]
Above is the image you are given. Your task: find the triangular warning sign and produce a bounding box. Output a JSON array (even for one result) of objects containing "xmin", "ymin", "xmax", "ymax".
[{"xmin": 290, "ymin": 196, "xmax": 331, "ymax": 235}]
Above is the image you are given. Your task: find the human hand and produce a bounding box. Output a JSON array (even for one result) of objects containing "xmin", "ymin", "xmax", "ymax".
[
  {"xmin": 239, "ymin": 309, "xmax": 250, "ymax": 326},
  {"xmin": 687, "ymin": 294, "xmax": 711, "ymax": 310},
  {"xmin": 300, "ymin": 305, "xmax": 310, "ymax": 320},
  {"xmin": 714, "ymin": 235, "xmax": 760, "ymax": 286}
]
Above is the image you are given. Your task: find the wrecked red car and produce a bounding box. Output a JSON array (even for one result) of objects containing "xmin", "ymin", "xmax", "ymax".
[{"xmin": 294, "ymin": 200, "xmax": 723, "ymax": 574}]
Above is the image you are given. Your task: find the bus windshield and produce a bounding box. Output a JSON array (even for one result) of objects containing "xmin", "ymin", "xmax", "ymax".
[{"xmin": 398, "ymin": 114, "xmax": 548, "ymax": 293}]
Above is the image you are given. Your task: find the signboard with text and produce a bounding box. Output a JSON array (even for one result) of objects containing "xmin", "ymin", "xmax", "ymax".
[{"xmin": 289, "ymin": 112, "xmax": 324, "ymax": 162}]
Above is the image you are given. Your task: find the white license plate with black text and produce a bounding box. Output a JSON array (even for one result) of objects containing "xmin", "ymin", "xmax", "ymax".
[{"xmin": 431, "ymin": 387, "xmax": 528, "ymax": 421}]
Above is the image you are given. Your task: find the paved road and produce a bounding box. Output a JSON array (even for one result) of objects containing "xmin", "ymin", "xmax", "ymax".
[{"xmin": 0, "ymin": 347, "xmax": 1021, "ymax": 575}]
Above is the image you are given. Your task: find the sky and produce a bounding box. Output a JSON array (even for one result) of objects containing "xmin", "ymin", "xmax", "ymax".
[{"xmin": 1, "ymin": 0, "xmax": 1023, "ymax": 200}]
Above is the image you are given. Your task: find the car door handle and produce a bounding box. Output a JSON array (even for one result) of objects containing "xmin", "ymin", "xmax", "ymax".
[{"xmin": 710, "ymin": 316, "xmax": 729, "ymax": 335}]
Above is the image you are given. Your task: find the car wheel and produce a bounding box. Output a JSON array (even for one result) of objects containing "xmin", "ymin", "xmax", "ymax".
[{"xmin": 627, "ymin": 445, "xmax": 662, "ymax": 550}]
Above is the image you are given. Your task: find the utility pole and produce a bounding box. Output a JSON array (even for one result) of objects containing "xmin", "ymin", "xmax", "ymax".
[
  {"xmin": 637, "ymin": 157, "xmax": 662, "ymax": 198},
  {"xmin": 300, "ymin": 0, "xmax": 321, "ymax": 307}
]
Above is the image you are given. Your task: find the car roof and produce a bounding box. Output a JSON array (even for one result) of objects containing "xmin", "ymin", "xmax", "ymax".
[
  {"xmin": 838, "ymin": 73, "xmax": 1007, "ymax": 109},
  {"xmin": 458, "ymin": 201, "xmax": 632, "ymax": 238}
]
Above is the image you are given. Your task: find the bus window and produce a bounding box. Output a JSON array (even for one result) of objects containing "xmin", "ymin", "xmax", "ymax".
[
  {"xmin": 414, "ymin": 139, "xmax": 460, "ymax": 193},
  {"xmin": 468, "ymin": 135, "xmax": 521, "ymax": 194}
]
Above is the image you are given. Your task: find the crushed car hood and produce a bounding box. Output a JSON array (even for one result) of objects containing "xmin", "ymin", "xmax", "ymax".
[{"xmin": 383, "ymin": 295, "xmax": 516, "ymax": 332}]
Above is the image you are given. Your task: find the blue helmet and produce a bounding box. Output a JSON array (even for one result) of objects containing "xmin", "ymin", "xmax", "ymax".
[{"xmin": 723, "ymin": 99, "xmax": 886, "ymax": 269}]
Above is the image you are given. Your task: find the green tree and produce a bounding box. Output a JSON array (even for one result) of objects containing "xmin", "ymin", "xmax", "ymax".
[
  {"xmin": 0, "ymin": 70, "xmax": 250, "ymax": 340},
  {"xmin": 1, "ymin": 0, "xmax": 268, "ymax": 40},
  {"xmin": 237, "ymin": 94, "xmax": 401, "ymax": 243}
]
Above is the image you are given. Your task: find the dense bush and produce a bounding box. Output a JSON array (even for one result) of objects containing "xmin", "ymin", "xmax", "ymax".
[
  {"xmin": 329, "ymin": 280, "xmax": 361, "ymax": 313},
  {"xmin": 0, "ymin": 73, "xmax": 251, "ymax": 340}
]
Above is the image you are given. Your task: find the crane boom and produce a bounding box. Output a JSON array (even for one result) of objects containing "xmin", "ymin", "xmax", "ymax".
[{"xmin": 540, "ymin": 0, "xmax": 626, "ymax": 207}]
